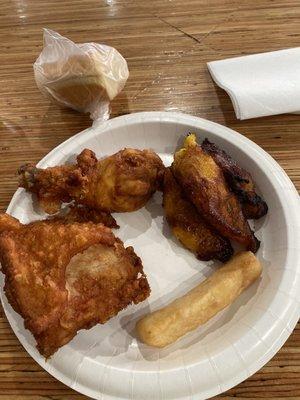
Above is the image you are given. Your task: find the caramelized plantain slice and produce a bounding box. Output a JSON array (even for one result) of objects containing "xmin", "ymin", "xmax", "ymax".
[
  {"xmin": 202, "ymin": 138, "xmax": 268, "ymax": 220},
  {"xmin": 172, "ymin": 134, "xmax": 260, "ymax": 253},
  {"xmin": 163, "ymin": 168, "xmax": 233, "ymax": 262}
]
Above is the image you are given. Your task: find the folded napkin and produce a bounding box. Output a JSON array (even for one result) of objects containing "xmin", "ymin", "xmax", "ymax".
[{"xmin": 207, "ymin": 48, "xmax": 300, "ymax": 120}]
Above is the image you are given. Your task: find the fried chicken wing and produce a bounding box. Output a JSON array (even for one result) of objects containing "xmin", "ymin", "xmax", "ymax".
[
  {"xmin": 202, "ymin": 139, "xmax": 268, "ymax": 219},
  {"xmin": 163, "ymin": 168, "xmax": 233, "ymax": 262},
  {"xmin": 18, "ymin": 148, "xmax": 164, "ymax": 214},
  {"xmin": 0, "ymin": 214, "xmax": 150, "ymax": 357},
  {"xmin": 172, "ymin": 134, "xmax": 259, "ymax": 253}
]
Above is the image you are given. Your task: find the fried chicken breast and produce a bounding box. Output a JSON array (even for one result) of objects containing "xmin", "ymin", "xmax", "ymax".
[
  {"xmin": 163, "ymin": 168, "xmax": 233, "ymax": 262},
  {"xmin": 172, "ymin": 134, "xmax": 259, "ymax": 253},
  {"xmin": 18, "ymin": 148, "xmax": 164, "ymax": 214},
  {"xmin": 0, "ymin": 214, "xmax": 150, "ymax": 357},
  {"xmin": 202, "ymin": 139, "xmax": 268, "ymax": 220}
]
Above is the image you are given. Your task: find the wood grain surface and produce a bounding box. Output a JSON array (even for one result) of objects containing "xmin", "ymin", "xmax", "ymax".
[{"xmin": 0, "ymin": 0, "xmax": 299, "ymax": 398}]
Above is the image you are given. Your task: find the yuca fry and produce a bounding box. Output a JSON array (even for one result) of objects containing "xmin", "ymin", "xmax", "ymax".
[{"xmin": 136, "ymin": 251, "xmax": 262, "ymax": 348}]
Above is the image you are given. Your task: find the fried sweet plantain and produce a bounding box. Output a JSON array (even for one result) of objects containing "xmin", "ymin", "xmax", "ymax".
[
  {"xmin": 202, "ymin": 139, "xmax": 268, "ymax": 219},
  {"xmin": 163, "ymin": 168, "xmax": 233, "ymax": 262},
  {"xmin": 172, "ymin": 134, "xmax": 259, "ymax": 252}
]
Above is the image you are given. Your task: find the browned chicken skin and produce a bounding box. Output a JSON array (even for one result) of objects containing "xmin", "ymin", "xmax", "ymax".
[
  {"xmin": 202, "ymin": 139, "xmax": 268, "ymax": 220},
  {"xmin": 49, "ymin": 203, "xmax": 119, "ymax": 228},
  {"xmin": 18, "ymin": 148, "xmax": 165, "ymax": 214},
  {"xmin": 172, "ymin": 134, "xmax": 260, "ymax": 253},
  {"xmin": 163, "ymin": 168, "xmax": 233, "ymax": 262},
  {"xmin": 0, "ymin": 214, "xmax": 150, "ymax": 357}
]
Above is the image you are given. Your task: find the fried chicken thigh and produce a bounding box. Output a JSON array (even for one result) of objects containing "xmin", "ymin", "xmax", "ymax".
[
  {"xmin": 202, "ymin": 139, "xmax": 268, "ymax": 220},
  {"xmin": 50, "ymin": 203, "xmax": 119, "ymax": 228},
  {"xmin": 18, "ymin": 148, "xmax": 164, "ymax": 214},
  {"xmin": 172, "ymin": 134, "xmax": 259, "ymax": 253},
  {"xmin": 0, "ymin": 214, "xmax": 150, "ymax": 357},
  {"xmin": 163, "ymin": 168, "xmax": 233, "ymax": 262}
]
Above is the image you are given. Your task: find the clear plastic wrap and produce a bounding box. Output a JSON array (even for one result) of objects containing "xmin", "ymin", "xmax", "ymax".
[{"xmin": 33, "ymin": 29, "xmax": 129, "ymax": 121}]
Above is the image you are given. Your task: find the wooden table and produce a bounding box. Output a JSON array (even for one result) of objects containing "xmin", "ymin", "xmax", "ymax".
[{"xmin": 0, "ymin": 0, "xmax": 299, "ymax": 398}]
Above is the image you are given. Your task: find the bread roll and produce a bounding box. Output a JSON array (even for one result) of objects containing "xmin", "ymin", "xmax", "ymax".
[{"xmin": 34, "ymin": 30, "xmax": 129, "ymax": 118}]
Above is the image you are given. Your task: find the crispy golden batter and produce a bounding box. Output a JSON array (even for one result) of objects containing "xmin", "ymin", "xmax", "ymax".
[
  {"xmin": 18, "ymin": 148, "xmax": 164, "ymax": 214},
  {"xmin": 172, "ymin": 134, "xmax": 259, "ymax": 252},
  {"xmin": 137, "ymin": 251, "xmax": 262, "ymax": 348},
  {"xmin": 50, "ymin": 203, "xmax": 118, "ymax": 228},
  {"xmin": 163, "ymin": 168, "xmax": 233, "ymax": 262},
  {"xmin": 0, "ymin": 214, "xmax": 150, "ymax": 357},
  {"xmin": 202, "ymin": 139, "xmax": 268, "ymax": 220},
  {"xmin": 0, "ymin": 213, "xmax": 22, "ymax": 233}
]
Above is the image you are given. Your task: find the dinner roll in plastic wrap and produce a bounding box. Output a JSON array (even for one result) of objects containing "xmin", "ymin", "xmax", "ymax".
[{"xmin": 34, "ymin": 29, "xmax": 129, "ymax": 121}]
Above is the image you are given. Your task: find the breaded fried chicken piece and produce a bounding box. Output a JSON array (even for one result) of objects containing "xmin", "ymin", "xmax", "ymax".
[
  {"xmin": 50, "ymin": 203, "xmax": 119, "ymax": 228},
  {"xmin": 172, "ymin": 134, "xmax": 259, "ymax": 253},
  {"xmin": 18, "ymin": 148, "xmax": 164, "ymax": 214},
  {"xmin": 0, "ymin": 214, "xmax": 150, "ymax": 357},
  {"xmin": 0, "ymin": 213, "xmax": 22, "ymax": 233},
  {"xmin": 163, "ymin": 168, "xmax": 233, "ymax": 262},
  {"xmin": 202, "ymin": 139, "xmax": 268, "ymax": 220}
]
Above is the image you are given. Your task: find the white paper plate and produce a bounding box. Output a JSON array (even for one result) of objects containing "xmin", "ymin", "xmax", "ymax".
[{"xmin": 1, "ymin": 112, "xmax": 299, "ymax": 400}]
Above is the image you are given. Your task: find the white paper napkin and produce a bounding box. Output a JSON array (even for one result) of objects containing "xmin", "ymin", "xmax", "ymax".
[{"xmin": 207, "ymin": 48, "xmax": 300, "ymax": 120}]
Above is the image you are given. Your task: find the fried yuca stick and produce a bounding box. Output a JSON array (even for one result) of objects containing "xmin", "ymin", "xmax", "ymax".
[{"xmin": 136, "ymin": 251, "xmax": 262, "ymax": 348}]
